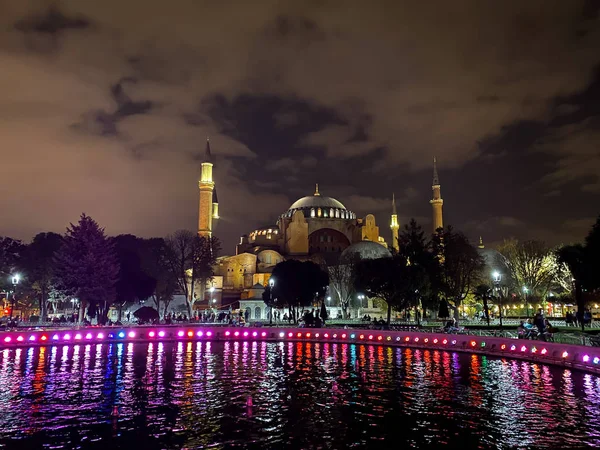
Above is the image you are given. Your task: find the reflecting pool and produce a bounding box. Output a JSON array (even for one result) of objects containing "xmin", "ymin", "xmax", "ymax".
[{"xmin": 0, "ymin": 341, "xmax": 599, "ymax": 449}]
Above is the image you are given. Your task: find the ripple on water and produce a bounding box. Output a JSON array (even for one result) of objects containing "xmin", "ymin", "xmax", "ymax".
[{"xmin": 0, "ymin": 342, "xmax": 598, "ymax": 449}]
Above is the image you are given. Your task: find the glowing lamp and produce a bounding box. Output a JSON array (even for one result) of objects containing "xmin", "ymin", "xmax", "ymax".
[
  {"xmin": 433, "ymin": 339, "xmax": 438, "ymax": 344},
  {"xmin": 252, "ymin": 332, "xmax": 257, "ymax": 337},
  {"xmin": 404, "ymin": 337, "xmax": 410, "ymax": 342},
  {"xmin": 206, "ymin": 331, "xmax": 212, "ymax": 337},
  {"xmin": 414, "ymin": 337, "xmax": 419, "ymax": 342},
  {"xmin": 480, "ymin": 342, "xmax": 486, "ymax": 348},
  {"xmin": 377, "ymin": 336, "xmax": 383, "ymax": 341},
  {"xmin": 117, "ymin": 332, "xmax": 125, "ymax": 338},
  {"xmin": 297, "ymin": 332, "xmax": 302, "ymax": 338},
  {"xmin": 306, "ymin": 333, "xmax": 311, "ymax": 338},
  {"xmin": 279, "ymin": 332, "xmax": 285, "ymax": 338},
  {"xmin": 225, "ymin": 331, "xmax": 231, "ymax": 336},
  {"xmin": 288, "ymin": 332, "xmax": 293, "ymax": 338},
  {"xmin": 541, "ymin": 348, "xmax": 547, "ymax": 355},
  {"xmin": 424, "ymin": 338, "xmax": 428, "ymax": 343},
  {"xmin": 451, "ymin": 340, "xmax": 457, "ymax": 345},
  {"xmin": 470, "ymin": 341, "xmax": 476, "ymax": 347},
  {"xmin": 187, "ymin": 331, "xmax": 193, "ymax": 337},
  {"xmin": 197, "ymin": 331, "xmax": 204, "ymax": 337},
  {"xmin": 128, "ymin": 331, "xmax": 136, "ymax": 338},
  {"xmin": 261, "ymin": 332, "xmax": 267, "ymax": 337},
  {"xmin": 562, "ymin": 351, "xmax": 569, "ymax": 358},
  {"xmin": 368, "ymin": 335, "xmax": 374, "ymax": 340},
  {"xmin": 396, "ymin": 337, "xmax": 401, "ymax": 341},
  {"xmin": 520, "ymin": 346, "xmax": 526, "ymax": 352},
  {"xmin": 158, "ymin": 331, "xmax": 166, "ymax": 338},
  {"xmin": 442, "ymin": 339, "xmax": 448, "ymax": 345},
  {"xmin": 583, "ymin": 355, "xmax": 590, "ymax": 363},
  {"xmin": 97, "ymin": 333, "xmax": 104, "ymax": 339},
  {"xmin": 359, "ymin": 334, "xmax": 364, "ymax": 339},
  {"xmin": 243, "ymin": 331, "xmax": 249, "ymax": 337},
  {"xmin": 148, "ymin": 331, "xmax": 156, "ymax": 338},
  {"xmin": 85, "ymin": 333, "xmax": 93, "ymax": 339},
  {"xmin": 341, "ymin": 334, "xmax": 347, "ymax": 339},
  {"xmin": 177, "ymin": 331, "xmax": 184, "ymax": 337},
  {"xmin": 3, "ymin": 337, "xmax": 11, "ymax": 343},
  {"xmin": 386, "ymin": 336, "xmax": 391, "ymax": 341},
  {"xmin": 315, "ymin": 333, "xmax": 320, "ymax": 338},
  {"xmin": 234, "ymin": 331, "xmax": 240, "ymax": 337},
  {"xmin": 351, "ymin": 334, "xmax": 356, "ymax": 339},
  {"xmin": 333, "ymin": 334, "xmax": 338, "ymax": 338},
  {"xmin": 40, "ymin": 335, "xmax": 47, "ymax": 341},
  {"xmin": 324, "ymin": 333, "xmax": 330, "ymax": 338},
  {"xmin": 16, "ymin": 336, "xmax": 24, "ymax": 342},
  {"xmin": 500, "ymin": 344, "xmax": 506, "ymax": 350},
  {"xmin": 510, "ymin": 345, "xmax": 516, "ymax": 351},
  {"xmin": 593, "ymin": 357, "xmax": 599, "ymax": 364},
  {"xmin": 63, "ymin": 334, "xmax": 71, "ymax": 341},
  {"xmin": 29, "ymin": 335, "xmax": 36, "ymax": 341},
  {"xmin": 52, "ymin": 334, "xmax": 59, "ymax": 340},
  {"xmin": 531, "ymin": 347, "xmax": 537, "ymax": 353}
]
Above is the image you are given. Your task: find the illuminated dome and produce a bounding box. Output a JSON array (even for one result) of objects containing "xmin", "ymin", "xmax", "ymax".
[
  {"xmin": 283, "ymin": 184, "xmax": 355, "ymax": 220},
  {"xmin": 340, "ymin": 240, "xmax": 391, "ymax": 261}
]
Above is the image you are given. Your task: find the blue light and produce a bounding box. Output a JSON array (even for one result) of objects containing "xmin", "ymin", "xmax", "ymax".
[
  {"xmin": 350, "ymin": 334, "xmax": 356, "ymax": 339},
  {"xmin": 118, "ymin": 332, "xmax": 125, "ymax": 338},
  {"xmin": 594, "ymin": 357, "xmax": 600, "ymax": 364}
]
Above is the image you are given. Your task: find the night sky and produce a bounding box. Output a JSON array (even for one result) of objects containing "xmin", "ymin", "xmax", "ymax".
[{"xmin": 1, "ymin": 1, "xmax": 599, "ymax": 253}]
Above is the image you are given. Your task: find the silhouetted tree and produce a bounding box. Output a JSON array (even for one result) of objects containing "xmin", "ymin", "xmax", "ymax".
[
  {"xmin": 473, "ymin": 284, "xmax": 492, "ymax": 326},
  {"xmin": 54, "ymin": 214, "xmax": 119, "ymax": 324},
  {"xmin": 438, "ymin": 300, "xmax": 450, "ymax": 319},
  {"xmin": 329, "ymin": 253, "xmax": 360, "ymax": 319},
  {"xmin": 0, "ymin": 237, "xmax": 24, "ymax": 294},
  {"xmin": 270, "ymin": 260, "xmax": 329, "ymax": 323},
  {"xmin": 21, "ymin": 232, "xmax": 62, "ymax": 321}
]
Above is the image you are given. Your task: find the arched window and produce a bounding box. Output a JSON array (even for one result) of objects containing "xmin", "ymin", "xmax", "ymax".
[
  {"xmin": 330, "ymin": 208, "xmax": 334, "ymax": 217},
  {"xmin": 318, "ymin": 208, "xmax": 322, "ymax": 217},
  {"xmin": 324, "ymin": 209, "xmax": 328, "ymax": 217},
  {"xmin": 265, "ymin": 253, "xmax": 272, "ymax": 264},
  {"xmin": 310, "ymin": 208, "xmax": 315, "ymax": 218},
  {"xmin": 254, "ymin": 307, "xmax": 262, "ymax": 320},
  {"xmin": 341, "ymin": 211, "xmax": 346, "ymax": 219},
  {"xmin": 335, "ymin": 209, "xmax": 340, "ymax": 218}
]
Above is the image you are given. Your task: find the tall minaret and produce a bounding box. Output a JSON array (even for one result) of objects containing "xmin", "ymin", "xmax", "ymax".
[
  {"xmin": 198, "ymin": 138, "xmax": 215, "ymax": 237},
  {"xmin": 390, "ymin": 193, "xmax": 399, "ymax": 252},
  {"xmin": 430, "ymin": 156, "xmax": 444, "ymax": 233}
]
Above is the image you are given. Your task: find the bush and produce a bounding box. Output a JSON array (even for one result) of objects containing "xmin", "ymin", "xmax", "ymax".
[{"xmin": 29, "ymin": 315, "xmax": 40, "ymax": 323}]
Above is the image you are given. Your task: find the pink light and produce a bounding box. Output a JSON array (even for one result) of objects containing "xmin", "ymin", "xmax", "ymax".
[
  {"xmin": 234, "ymin": 331, "xmax": 240, "ymax": 337},
  {"xmin": 510, "ymin": 345, "xmax": 516, "ymax": 351},
  {"xmin": 324, "ymin": 333, "xmax": 329, "ymax": 338},
  {"xmin": 225, "ymin": 331, "xmax": 231, "ymax": 336},
  {"xmin": 158, "ymin": 331, "xmax": 166, "ymax": 338},
  {"xmin": 541, "ymin": 348, "xmax": 547, "ymax": 355},
  {"xmin": 414, "ymin": 337, "xmax": 419, "ymax": 342},
  {"xmin": 177, "ymin": 331, "xmax": 184, "ymax": 337},
  {"xmin": 368, "ymin": 335, "xmax": 374, "ymax": 340},
  {"xmin": 583, "ymin": 355, "xmax": 590, "ymax": 363},
  {"xmin": 521, "ymin": 345, "xmax": 527, "ymax": 352},
  {"xmin": 3, "ymin": 337, "xmax": 11, "ymax": 343},
  {"xmin": 63, "ymin": 334, "xmax": 71, "ymax": 341},
  {"xmin": 562, "ymin": 351, "xmax": 569, "ymax": 358},
  {"xmin": 288, "ymin": 332, "xmax": 293, "ymax": 338},
  {"xmin": 433, "ymin": 338, "xmax": 438, "ymax": 344},
  {"xmin": 52, "ymin": 334, "xmax": 59, "ymax": 340},
  {"xmin": 29, "ymin": 335, "xmax": 36, "ymax": 341},
  {"xmin": 252, "ymin": 332, "xmax": 257, "ymax": 337},
  {"xmin": 85, "ymin": 333, "xmax": 93, "ymax": 339},
  {"xmin": 377, "ymin": 336, "xmax": 383, "ymax": 341},
  {"xmin": 306, "ymin": 333, "xmax": 311, "ymax": 338},
  {"xmin": 16, "ymin": 336, "xmax": 24, "ymax": 342},
  {"xmin": 128, "ymin": 331, "xmax": 136, "ymax": 338},
  {"xmin": 261, "ymin": 332, "xmax": 267, "ymax": 337},
  {"xmin": 148, "ymin": 331, "xmax": 156, "ymax": 338},
  {"xmin": 75, "ymin": 333, "xmax": 82, "ymax": 340},
  {"xmin": 206, "ymin": 331, "xmax": 213, "ymax": 337},
  {"xmin": 396, "ymin": 337, "xmax": 401, "ymax": 341},
  {"xmin": 315, "ymin": 333, "xmax": 320, "ymax": 338},
  {"xmin": 97, "ymin": 333, "xmax": 104, "ymax": 339},
  {"xmin": 442, "ymin": 339, "xmax": 448, "ymax": 345},
  {"xmin": 451, "ymin": 340, "xmax": 457, "ymax": 345},
  {"xmin": 424, "ymin": 338, "xmax": 429, "ymax": 343},
  {"xmin": 243, "ymin": 331, "xmax": 249, "ymax": 337},
  {"xmin": 197, "ymin": 331, "xmax": 204, "ymax": 337},
  {"xmin": 341, "ymin": 334, "xmax": 347, "ymax": 339},
  {"xmin": 333, "ymin": 334, "xmax": 338, "ymax": 338}
]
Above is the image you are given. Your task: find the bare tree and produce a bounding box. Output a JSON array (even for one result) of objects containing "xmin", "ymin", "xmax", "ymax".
[{"xmin": 329, "ymin": 254, "xmax": 360, "ymax": 319}]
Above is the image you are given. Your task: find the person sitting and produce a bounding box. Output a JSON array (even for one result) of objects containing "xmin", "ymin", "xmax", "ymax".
[
  {"xmin": 522, "ymin": 319, "xmax": 538, "ymax": 339},
  {"xmin": 443, "ymin": 318, "xmax": 459, "ymax": 333}
]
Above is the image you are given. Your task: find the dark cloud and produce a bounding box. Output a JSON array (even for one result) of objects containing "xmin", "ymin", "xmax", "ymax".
[{"xmin": 0, "ymin": 0, "xmax": 598, "ymax": 251}]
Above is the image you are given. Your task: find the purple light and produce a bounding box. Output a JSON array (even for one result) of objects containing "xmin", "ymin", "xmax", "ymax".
[
  {"xmin": 177, "ymin": 331, "xmax": 184, "ymax": 337},
  {"xmin": 3, "ymin": 337, "xmax": 11, "ymax": 343},
  {"xmin": 158, "ymin": 331, "xmax": 166, "ymax": 338},
  {"xmin": 521, "ymin": 346, "xmax": 527, "ymax": 352},
  {"xmin": 97, "ymin": 333, "xmax": 104, "ymax": 339},
  {"xmin": 85, "ymin": 333, "xmax": 93, "ymax": 339},
  {"xmin": 29, "ymin": 335, "xmax": 36, "ymax": 341},
  {"xmin": 74, "ymin": 333, "xmax": 82, "ymax": 340},
  {"xmin": 510, "ymin": 345, "xmax": 516, "ymax": 351},
  {"xmin": 16, "ymin": 336, "xmax": 24, "ymax": 342},
  {"xmin": 52, "ymin": 334, "xmax": 59, "ymax": 340},
  {"xmin": 583, "ymin": 355, "xmax": 590, "ymax": 363},
  {"xmin": 206, "ymin": 331, "xmax": 212, "ymax": 337},
  {"xmin": 594, "ymin": 357, "xmax": 600, "ymax": 364},
  {"xmin": 128, "ymin": 331, "xmax": 136, "ymax": 338},
  {"xmin": 261, "ymin": 332, "xmax": 267, "ymax": 337},
  {"xmin": 148, "ymin": 331, "xmax": 156, "ymax": 338},
  {"xmin": 541, "ymin": 348, "xmax": 547, "ymax": 355},
  {"xmin": 64, "ymin": 334, "xmax": 71, "ymax": 341},
  {"xmin": 234, "ymin": 331, "xmax": 240, "ymax": 337},
  {"xmin": 225, "ymin": 331, "xmax": 231, "ymax": 336},
  {"xmin": 451, "ymin": 340, "xmax": 457, "ymax": 345},
  {"xmin": 197, "ymin": 331, "xmax": 204, "ymax": 337},
  {"xmin": 252, "ymin": 331, "xmax": 257, "ymax": 337}
]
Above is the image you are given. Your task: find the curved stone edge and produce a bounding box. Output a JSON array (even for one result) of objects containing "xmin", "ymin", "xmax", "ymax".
[{"xmin": 1, "ymin": 326, "xmax": 599, "ymax": 375}]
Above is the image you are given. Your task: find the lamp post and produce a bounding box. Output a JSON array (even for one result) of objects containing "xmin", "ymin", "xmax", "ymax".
[
  {"xmin": 269, "ymin": 278, "xmax": 275, "ymax": 325},
  {"xmin": 493, "ymin": 271, "xmax": 502, "ymax": 328},
  {"xmin": 210, "ymin": 286, "xmax": 216, "ymax": 308},
  {"xmin": 9, "ymin": 274, "xmax": 19, "ymax": 321},
  {"xmin": 523, "ymin": 286, "xmax": 529, "ymax": 318}
]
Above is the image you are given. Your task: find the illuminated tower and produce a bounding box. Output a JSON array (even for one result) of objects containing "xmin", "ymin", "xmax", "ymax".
[
  {"xmin": 198, "ymin": 138, "xmax": 215, "ymax": 237},
  {"xmin": 390, "ymin": 193, "xmax": 399, "ymax": 252},
  {"xmin": 430, "ymin": 156, "xmax": 444, "ymax": 234}
]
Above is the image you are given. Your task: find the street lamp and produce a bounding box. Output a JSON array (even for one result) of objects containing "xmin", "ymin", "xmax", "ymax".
[
  {"xmin": 268, "ymin": 278, "xmax": 275, "ymax": 325},
  {"xmin": 522, "ymin": 286, "xmax": 529, "ymax": 318},
  {"xmin": 492, "ymin": 271, "xmax": 502, "ymax": 328},
  {"xmin": 9, "ymin": 274, "xmax": 19, "ymax": 321},
  {"xmin": 210, "ymin": 286, "xmax": 216, "ymax": 306}
]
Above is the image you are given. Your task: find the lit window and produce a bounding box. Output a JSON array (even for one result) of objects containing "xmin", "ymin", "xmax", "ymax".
[
  {"xmin": 330, "ymin": 208, "xmax": 334, "ymax": 217},
  {"xmin": 318, "ymin": 208, "xmax": 322, "ymax": 217},
  {"xmin": 311, "ymin": 208, "xmax": 315, "ymax": 218},
  {"xmin": 335, "ymin": 209, "xmax": 340, "ymax": 218}
]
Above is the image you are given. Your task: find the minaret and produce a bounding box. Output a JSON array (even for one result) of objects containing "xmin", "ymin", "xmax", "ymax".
[
  {"xmin": 478, "ymin": 236, "xmax": 484, "ymax": 249},
  {"xmin": 314, "ymin": 183, "xmax": 320, "ymax": 196},
  {"xmin": 212, "ymin": 186, "xmax": 219, "ymax": 220},
  {"xmin": 390, "ymin": 193, "xmax": 399, "ymax": 252},
  {"xmin": 198, "ymin": 138, "xmax": 215, "ymax": 237},
  {"xmin": 430, "ymin": 156, "xmax": 444, "ymax": 234}
]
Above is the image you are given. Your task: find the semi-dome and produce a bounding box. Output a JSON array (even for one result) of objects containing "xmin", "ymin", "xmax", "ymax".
[
  {"xmin": 340, "ymin": 240, "xmax": 391, "ymax": 261},
  {"xmin": 283, "ymin": 184, "xmax": 355, "ymax": 220}
]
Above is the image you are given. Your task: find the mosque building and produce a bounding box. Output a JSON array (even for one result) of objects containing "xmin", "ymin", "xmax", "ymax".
[{"xmin": 196, "ymin": 140, "xmax": 444, "ymax": 318}]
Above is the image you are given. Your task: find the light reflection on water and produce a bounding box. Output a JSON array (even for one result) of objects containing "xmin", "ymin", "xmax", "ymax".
[{"xmin": 0, "ymin": 342, "xmax": 598, "ymax": 449}]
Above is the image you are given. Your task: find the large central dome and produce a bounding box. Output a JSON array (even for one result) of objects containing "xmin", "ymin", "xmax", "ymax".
[{"xmin": 283, "ymin": 185, "xmax": 355, "ymax": 219}]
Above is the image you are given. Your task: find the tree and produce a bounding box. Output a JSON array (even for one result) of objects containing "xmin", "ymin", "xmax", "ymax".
[
  {"xmin": 54, "ymin": 214, "xmax": 119, "ymax": 324},
  {"xmin": 164, "ymin": 230, "xmax": 220, "ymax": 317},
  {"xmin": 140, "ymin": 238, "xmax": 178, "ymax": 318},
  {"xmin": 113, "ymin": 235, "xmax": 157, "ymax": 321},
  {"xmin": 432, "ymin": 227, "xmax": 485, "ymax": 322},
  {"xmin": 270, "ymin": 260, "xmax": 329, "ymax": 322},
  {"xmin": 438, "ymin": 300, "xmax": 450, "ymax": 319},
  {"xmin": 355, "ymin": 256, "xmax": 410, "ymax": 325},
  {"xmin": 0, "ymin": 237, "xmax": 24, "ymax": 293},
  {"xmin": 497, "ymin": 239, "xmax": 555, "ymax": 299},
  {"xmin": 21, "ymin": 232, "xmax": 63, "ymax": 321},
  {"xmin": 473, "ymin": 284, "xmax": 492, "ymax": 326},
  {"xmin": 329, "ymin": 253, "xmax": 360, "ymax": 319}
]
